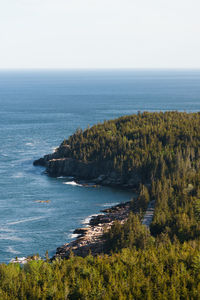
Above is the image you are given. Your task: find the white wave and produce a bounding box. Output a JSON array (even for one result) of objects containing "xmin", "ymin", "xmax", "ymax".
[
  {"xmin": 52, "ymin": 146, "xmax": 58, "ymax": 153},
  {"xmin": 68, "ymin": 233, "xmax": 80, "ymax": 239},
  {"xmin": 63, "ymin": 181, "xmax": 82, "ymax": 187},
  {"xmin": 81, "ymin": 214, "xmax": 101, "ymax": 225},
  {"xmin": 57, "ymin": 176, "xmax": 74, "ymax": 179},
  {"xmin": 10, "ymin": 257, "xmax": 28, "ymax": 264},
  {"xmin": 25, "ymin": 142, "xmax": 34, "ymax": 146},
  {"xmin": 100, "ymin": 202, "xmax": 120, "ymax": 207},
  {"xmin": 7, "ymin": 216, "xmax": 45, "ymax": 226},
  {"xmin": 0, "ymin": 227, "xmax": 16, "ymax": 232},
  {"xmin": 0, "ymin": 235, "xmax": 24, "ymax": 241},
  {"xmin": 6, "ymin": 246, "xmax": 21, "ymax": 255}
]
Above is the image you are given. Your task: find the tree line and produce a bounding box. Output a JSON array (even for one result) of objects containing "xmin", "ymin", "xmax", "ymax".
[{"xmin": 1, "ymin": 111, "xmax": 200, "ymax": 299}]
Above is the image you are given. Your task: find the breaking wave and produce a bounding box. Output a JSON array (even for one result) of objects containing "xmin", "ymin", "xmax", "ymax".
[
  {"xmin": 81, "ymin": 214, "xmax": 101, "ymax": 225},
  {"xmin": 63, "ymin": 181, "xmax": 82, "ymax": 187}
]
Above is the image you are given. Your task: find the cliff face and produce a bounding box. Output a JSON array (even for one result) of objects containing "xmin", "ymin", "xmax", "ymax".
[
  {"xmin": 33, "ymin": 112, "xmax": 200, "ymax": 188},
  {"xmin": 47, "ymin": 158, "xmax": 113, "ymax": 179},
  {"xmin": 33, "ymin": 145, "xmax": 142, "ymax": 188}
]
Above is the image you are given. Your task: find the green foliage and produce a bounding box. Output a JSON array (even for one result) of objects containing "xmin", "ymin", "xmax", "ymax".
[
  {"xmin": 0, "ymin": 242, "xmax": 200, "ymax": 299},
  {"xmin": 194, "ymin": 199, "xmax": 200, "ymax": 221},
  {"xmin": 137, "ymin": 184, "xmax": 150, "ymax": 210},
  {"xmin": 64, "ymin": 111, "xmax": 200, "ymax": 182},
  {"xmin": 1, "ymin": 112, "xmax": 200, "ymax": 299},
  {"xmin": 104, "ymin": 213, "xmax": 154, "ymax": 252}
]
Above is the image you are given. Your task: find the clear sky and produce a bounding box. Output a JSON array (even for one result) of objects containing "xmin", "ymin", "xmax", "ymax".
[{"xmin": 0, "ymin": 0, "xmax": 200, "ymax": 69}]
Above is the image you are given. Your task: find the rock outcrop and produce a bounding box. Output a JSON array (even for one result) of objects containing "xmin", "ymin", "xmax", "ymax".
[
  {"xmin": 33, "ymin": 145, "xmax": 71, "ymax": 167},
  {"xmin": 33, "ymin": 146, "xmax": 152, "ymax": 260},
  {"xmin": 33, "ymin": 144, "xmax": 146, "ymax": 259},
  {"xmin": 33, "ymin": 145, "xmax": 142, "ymax": 188},
  {"xmin": 53, "ymin": 201, "xmax": 132, "ymax": 259}
]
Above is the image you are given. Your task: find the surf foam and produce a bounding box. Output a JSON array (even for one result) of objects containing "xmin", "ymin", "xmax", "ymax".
[
  {"xmin": 52, "ymin": 146, "xmax": 58, "ymax": 153},
  {"xmin": 100, "ymin": 202, "xmax": 120, "ymax": 207},
  {"xmin": 10, "ymin": 257, "xmax": 28, "ymax": 264},
  {"xmin": 68, "ymin": 233, "xmax": 80, "ymax": 239},
  {"xmin": 63, "ymin": 181, "xmax": 82, "ymax": 187},
  {"xmin": 0, "ymin": 235, "xmax": 24, "ymax": 241},
  {"xmin": 81, "ymin": 214, "xmax": 101, "ymax": 225},
  {"xmin": 7, "ymin": 216, "xmax": 45, "ymax": 226},
  {"xmin": 6, "ymin": 246, "xmax": 21, "ymax": 255},
  {"xmin": 57, "ymin": 176, "xmax": 74, "ymax": 179}
]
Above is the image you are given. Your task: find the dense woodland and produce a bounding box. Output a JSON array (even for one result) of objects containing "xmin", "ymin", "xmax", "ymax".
[
  {"xmin": 65, "ymin": 111, "xmax": 200, "ymax": 182},
  {"xmin": 1, "ymin": 112, "xmax": 200, "ymax": 299}
]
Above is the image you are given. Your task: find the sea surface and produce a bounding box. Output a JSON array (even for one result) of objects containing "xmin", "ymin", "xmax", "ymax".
[{"xmin": 0, "ymin": 69, "xmax": 200, "ymax": 263}]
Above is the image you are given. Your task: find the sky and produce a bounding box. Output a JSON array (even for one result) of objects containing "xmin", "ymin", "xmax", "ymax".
[{"xmin": 0, "ymin": 0, "xmax": 200, "ymax": 69}]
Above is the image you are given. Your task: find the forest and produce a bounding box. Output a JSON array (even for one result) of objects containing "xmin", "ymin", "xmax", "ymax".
[{"xmin": 0, "ymin": 111, "xmax": 200, "ymax": 299}]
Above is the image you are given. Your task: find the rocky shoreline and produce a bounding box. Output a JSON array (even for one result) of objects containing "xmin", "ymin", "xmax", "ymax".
[
  {"xmin": 33, "ymin": 146, "xmax": 140, "ymax": 260},
  {"xmin": 53, "ymin": 200, "xmax": 134, "ymax": 259},
  {"xmin": 10, "ymin": 197, "xmax": 136, "ymax": 264}
]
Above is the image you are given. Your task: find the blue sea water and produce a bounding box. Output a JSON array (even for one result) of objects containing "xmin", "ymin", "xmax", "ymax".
[{"xmin": 0, "ymin": 69, "xmax": 200, "ymax": 263}]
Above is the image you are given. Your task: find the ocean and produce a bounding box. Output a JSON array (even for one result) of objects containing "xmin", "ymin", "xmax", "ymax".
[{"xmin": 0, "ymin": 69, "xmax": 200, "ymax": 263}]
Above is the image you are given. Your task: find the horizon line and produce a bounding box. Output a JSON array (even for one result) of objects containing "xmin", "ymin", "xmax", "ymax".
[{"xmin": 0, "ymin": 67, "xmax": 200, "ymax": 71}]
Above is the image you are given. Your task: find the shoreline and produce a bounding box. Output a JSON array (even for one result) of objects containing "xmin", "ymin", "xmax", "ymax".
[
  {"xmin": 9, "ymin": 182, "xmax": 137, "ymax": 264},
  {"xmin": 53, "ymin": 199, "xmax": 135, "ymax": 260},
  {"xmin": 53, "ymin": 195, "xmax": 156, "ymax": 260},
  {"xmin": 33, "ymin": 149, "xmax": 141, "ymax": 260}
]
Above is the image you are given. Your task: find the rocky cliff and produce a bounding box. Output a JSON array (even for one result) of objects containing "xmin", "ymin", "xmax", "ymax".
[{"xmin": 33, "ymin": 144, "xmax": 142, "ymax": 188}]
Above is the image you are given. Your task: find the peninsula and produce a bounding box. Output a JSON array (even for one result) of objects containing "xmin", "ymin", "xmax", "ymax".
[
  {"xmin": 2, "ymin": 111, "xmax": 199, "ymax": 299},
  {"xmin": 34, "ymin": 111, "xmax": 200, "ymax": 260}
]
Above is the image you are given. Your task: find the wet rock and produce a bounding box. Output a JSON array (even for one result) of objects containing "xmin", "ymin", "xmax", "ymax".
[
  {"xmin": 73, "ymin": 228, "xmax": 88, "ymax": 235},
  {"xmin": 34, "ymin": 200, "xmax": 51, "ymax": 203},
  {"xmin": 52, "ymin": 201, "xmax": 134, "ymax": 260},
  {"xmin": 33, "ymin": 157, "xmax": 46, "ymax": 166}
]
